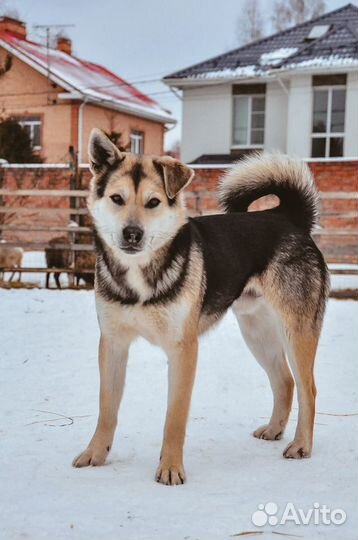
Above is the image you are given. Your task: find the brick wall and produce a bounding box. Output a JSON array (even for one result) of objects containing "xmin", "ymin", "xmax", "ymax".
[
  {"xmin": 1, "ymin": 160, "xmax": 357, "ymax": 263},
  {"xmin": 0, "ymin": 167, "xmax": 73, "ymax": 243},
  {"xmin": 187, "ymin": 161, "xmax": 358, "ymax": 264}
]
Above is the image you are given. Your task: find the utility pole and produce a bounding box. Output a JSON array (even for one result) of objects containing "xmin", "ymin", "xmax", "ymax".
[{"xmin": 33, "ymin": 24, "xmax": 75, "ymax": 105}]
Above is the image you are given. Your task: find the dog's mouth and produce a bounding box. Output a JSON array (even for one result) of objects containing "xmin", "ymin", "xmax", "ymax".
[{"xmin": 120, "ymin": 245, "xmax": 143, "ymax": 254}]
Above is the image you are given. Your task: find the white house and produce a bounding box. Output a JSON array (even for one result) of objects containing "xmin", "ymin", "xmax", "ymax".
[{"xmin": 164, "ymin": 3, "xmax": 358, "ymax": 164}]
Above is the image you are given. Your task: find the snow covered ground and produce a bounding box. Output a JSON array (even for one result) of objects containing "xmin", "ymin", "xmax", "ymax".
[{"xmin": 0, "ymin": 289, "xmax": 357, "ymax": 540}]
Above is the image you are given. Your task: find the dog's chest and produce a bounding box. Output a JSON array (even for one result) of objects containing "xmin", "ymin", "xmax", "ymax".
[
  {"xmin": 125, "ymin": 263, "xmax": 152, "ymax": 301},
  {"xmin": 96, "ymin": 295, "xmax": 191, "ymax": 347}
]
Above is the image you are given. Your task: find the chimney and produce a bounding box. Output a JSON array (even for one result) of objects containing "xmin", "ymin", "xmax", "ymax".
[
  {"xmin": 56, "ymin": 36, "xmax": 72, "ymax": 55},
  {"xmin": 0, "ymin": 16, "xmax": 27, "ymax": 38}
]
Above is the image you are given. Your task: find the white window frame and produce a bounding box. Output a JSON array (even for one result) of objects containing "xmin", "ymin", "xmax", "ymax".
[
  {"xmin": 130, "ymin": 131, "xmax": 144, "ymax": 154},
  {"xmin": 18, "ymin": 117, "xmax": 42, "ymax": 150},
  {"xmin": 232, "ymin": 94, "xmax": 265, "ymax": 149},
  {"xmin": 311, "ymin": 85, "xmax": 346, "ymax": 158}
]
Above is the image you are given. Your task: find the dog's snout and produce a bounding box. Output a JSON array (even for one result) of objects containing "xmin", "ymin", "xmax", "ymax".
[{"xmin": 123, "ymin": 225, "xmax": 144, "ymax": 245}]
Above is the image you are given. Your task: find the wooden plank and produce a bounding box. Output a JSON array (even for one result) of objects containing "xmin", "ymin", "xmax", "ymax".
[
  {"xmin": 0, "ymin": 207, "xmax": 88, "ymax": 215},
  {"xmin": 0, "ymin": 189, "xmax": 355, "ymax": 199},
  {"xmin": 2, "ymin": 267, "xmax": 355, "ymax": 276},
  {"xmin": 0, "ymin": 206, "xmax": 354, "ymax": 217},
  {"xmin": 329, "ymin": 269, "xmax": 358, "ymax": 275},
  {"xmin": 0, "ymin": 267, "xmax": 94, "ymax": 273},
  {"xmin": 0, "ymin": 225, "xmax": 92, "ymax": 233},
  {"xmin": 319, "ymin": 211, "xmax": 358, "ymax": 218},
  {"xmin": 319, "ymin": 192, "xmax": 358, "ymax": 199},
  {"xmin": 312, "ymin": 229, "xmax": 358, "ymax": 236},
  {"xmin": 0, "ymin": 189, "xmax": 89, "ymax": 197},
  {"xmin": 1, "ymin": 242, "xmax": 94, "ymax": 251}
]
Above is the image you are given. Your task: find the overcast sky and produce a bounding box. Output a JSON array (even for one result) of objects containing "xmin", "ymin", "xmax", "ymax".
[{"xmin": 2, "ymin": 0, "xmax": 357, "ymax": 148}]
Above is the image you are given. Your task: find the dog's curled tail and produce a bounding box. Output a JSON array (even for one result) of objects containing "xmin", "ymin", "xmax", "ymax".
[{"xmin": 219, "ymin": 153, "xmax": 318, "ymax": 232}]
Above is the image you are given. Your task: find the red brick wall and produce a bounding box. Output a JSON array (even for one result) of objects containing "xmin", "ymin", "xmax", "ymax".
[
  {"xmin": 187, "ymin": 161, "xmax": 358, "ymax": 263},
  {"xmin": 1, "ymin": 160, "xmax": 357, "ymax": 263},
  {"xmin": 0, "ymin": 167, "xmax": 72, "ymax": 243}
]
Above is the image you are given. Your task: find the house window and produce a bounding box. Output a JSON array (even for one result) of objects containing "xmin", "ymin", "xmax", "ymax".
[
  {"xmin": 130, "ymin": 131, "xmax": 144, "ymax": 154},
  {"xmin": 17, "ymin": 116, "xmax": 41, "ymax": 150},
  {"xmin": 311, "ymin": 87, "xmax": 346, "ymax": 158},
  {"xmin": 233, "ymin": 94, "xmax": 265, "ymax": 147}
]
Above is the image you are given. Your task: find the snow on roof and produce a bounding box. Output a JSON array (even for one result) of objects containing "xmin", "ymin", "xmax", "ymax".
[
  {"xmin": 0, "ymin": 31, "xmax": 174, "ymax": 124},
  {"xmin": 283, "ymin": 54, "xmax": 358, "ymax": 71},
  {"xmin": 188, "ymin": 65, "xmax": 261, "ymax": 81},
  {"xmin": 259, "ymin": 47, "xmax": 298, "ymax": 66},
  {"xmin": 164, "ymin": 4, "xmax": 358, "ymax": 84}
]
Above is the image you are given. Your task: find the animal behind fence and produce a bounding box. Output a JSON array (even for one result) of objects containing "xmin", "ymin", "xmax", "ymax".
[
  {"xmin": 0, "ymin": 244, "xmax": 23, "ymax": 282},
  {"xmin": 45, "ymin": 236, "xmax": 70, "ymax": 289}
]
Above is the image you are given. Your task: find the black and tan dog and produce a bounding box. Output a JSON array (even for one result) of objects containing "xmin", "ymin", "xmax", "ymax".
[{"xmin": 72, "ymin": 128, "xmax": 330, "ymax": 485}]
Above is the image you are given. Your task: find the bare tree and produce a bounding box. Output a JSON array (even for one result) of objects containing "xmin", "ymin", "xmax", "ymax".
[
  {"xmin": 0, "ymin": 0, "xmax": 20, "ymax": 19},
  {"xmin": 271, "ymin": 0, "xmax": 326, "ymax": 32},
  {"xmin": 236, "ymin": 0, "xmax": 264, "ymax": 45}
]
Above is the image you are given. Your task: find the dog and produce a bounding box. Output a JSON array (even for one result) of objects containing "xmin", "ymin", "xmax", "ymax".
[{"xmin": 72, "ymin": 128, "xmax": 330, "ymax": 485}]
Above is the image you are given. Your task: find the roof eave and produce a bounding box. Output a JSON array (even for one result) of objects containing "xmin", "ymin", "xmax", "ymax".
[
  {"xmin": 59, "ymin": 92, "xmax": 176, "ymax": 125},
  {"xmin": 0, "ymin": 38, "xmax": 175, "ymax": 125},
  {"xmin": 163, "ymin": 73, "xmax": 274, "ymax": 88},
  {"xmin": 165, "ymin": 62, "xmax": 358, "ymax": 88},
  {"xmin": 275, "ymin": 63, "xmax": 358, "ymax": 76}
]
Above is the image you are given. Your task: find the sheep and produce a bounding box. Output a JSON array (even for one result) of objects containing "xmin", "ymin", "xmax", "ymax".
[
  {"xmin": 0, "ymin": 245, "xmax": 23, "ymax": 282},
  {"xmin": 45, "ymin": 236, "xmax": 70, "ymax": 289}
]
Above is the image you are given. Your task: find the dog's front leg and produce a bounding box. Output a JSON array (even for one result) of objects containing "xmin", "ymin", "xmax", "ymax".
[
  {"xmin": 156, "ymin": 336, "xmax": 198, "ymax": 485},
  {"xmin": 72, "ymin": 333, "xmax": 130, "ymax": 467}
]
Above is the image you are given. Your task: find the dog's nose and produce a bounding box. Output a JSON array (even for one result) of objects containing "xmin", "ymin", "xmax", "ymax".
[{"xmin": 123, "ymin": 225, "xmax": 144, "ymax": 245}]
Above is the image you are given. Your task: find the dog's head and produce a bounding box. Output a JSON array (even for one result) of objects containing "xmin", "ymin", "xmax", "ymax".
[{"xmin": 87, "ymin": 129, "xmax": 194, "ymax": 259}]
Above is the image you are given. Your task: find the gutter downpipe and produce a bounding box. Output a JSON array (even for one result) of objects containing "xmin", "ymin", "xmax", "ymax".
[{"xmin": 78, "ymin": 98, "xmax": 87, "ymax": 165}]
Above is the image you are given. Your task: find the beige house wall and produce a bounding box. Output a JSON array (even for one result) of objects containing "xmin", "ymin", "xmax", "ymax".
[
  {"xmin": 0, "ymin": 48, "xmax": 165, "ymax": 163},
  {"xmin": 0, "ymin": 50, "xmax": 72, "ymax": 162},
  {"xmin": 80, "ymin": 104, "xmax": 165, "ymax": 163}
]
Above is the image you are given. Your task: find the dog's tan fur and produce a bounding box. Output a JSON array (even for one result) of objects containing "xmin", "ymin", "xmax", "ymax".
[{"xmin": 72, "ymin": 129, "xmax": 328, "ymax": 484}]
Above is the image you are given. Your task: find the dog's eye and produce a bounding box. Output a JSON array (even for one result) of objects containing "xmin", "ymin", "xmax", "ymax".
[
  {"xmin": 146, "ymin": 198, "xmax": 161, "ymax": 209},
  {"xmin": 110, "ymin": 194, "xmax": 125, "ymax": 206}
]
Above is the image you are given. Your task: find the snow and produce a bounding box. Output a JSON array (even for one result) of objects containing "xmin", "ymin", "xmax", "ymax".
[
  {"xmin": 169, "ymin": 52, "xmax": 358, "ymax": 80},
  {"xmin": 188, "ymin": 65, "xmax": 260, "ymax": 80},
  {"xmin": 259, "ymin": 48, "xmax": 298, "ymax": 66},
  {"xmin": 0, "ymin": 289, "xmax": 357, "ymax": 540},
  {"xmin": 283, "ymin": 55, "xmax": 358, "ymax": 71}
]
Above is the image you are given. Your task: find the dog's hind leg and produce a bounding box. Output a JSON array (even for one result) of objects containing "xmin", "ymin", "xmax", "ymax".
[
  {"xmin": 233, "ymin": 296, "xmax": 294, "ymax": 441},
  {"xmin": 282, "ymin": 330, "xmax": 318, "ymax": 458},
  {"xmin": 72, "ymin": 333, "xmax": 133, "ymax": 467},
  {"xmin": 261, "ymin": 255, "xmax": 328, "ymax": 458}
]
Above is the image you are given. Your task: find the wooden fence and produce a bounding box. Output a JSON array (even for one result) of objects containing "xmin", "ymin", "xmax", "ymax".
[
  {"xmin": 0, "ymin": 188, "xmax": 94, "ymax": 286},
  {"xmin": 0, "ymin": 187, "xmax": 357, "ymax": 288}
]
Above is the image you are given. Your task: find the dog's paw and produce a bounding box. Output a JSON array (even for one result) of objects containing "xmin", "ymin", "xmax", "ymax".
[
  {"xmin": 253, "ymin": 423, "xmax": 283, "ymax": 441},
  {"xmin": 283, "ymin": 440, "xmax": 312, "ymax": 459},
  {"xmin": 72, "ymin": 445, "xmax": 110, "ymax": 468},
  {"xmin": 155, "ymin": 461, "xmax": 186, "ymax": 486}
]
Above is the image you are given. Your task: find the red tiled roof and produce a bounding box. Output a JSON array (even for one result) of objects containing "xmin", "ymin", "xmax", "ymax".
[{"xmin": 0, "ymin": 31, "xmax": 174, "ymax": 124}]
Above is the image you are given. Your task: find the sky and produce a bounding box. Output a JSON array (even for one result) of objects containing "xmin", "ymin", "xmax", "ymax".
[{"xmin": 2, "ymin": 0, "xmax": 357, "ymax": 149}]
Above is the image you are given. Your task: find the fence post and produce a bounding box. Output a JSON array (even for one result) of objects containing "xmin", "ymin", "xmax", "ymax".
[{"xmin": 68, "ymin": 146, "xmax": 79, "ymax": 286}]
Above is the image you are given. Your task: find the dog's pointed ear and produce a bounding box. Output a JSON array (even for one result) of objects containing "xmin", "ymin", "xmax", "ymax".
[
  {"xmin": 88, "ymin": 128, "xmax": 123, "ymax": 174},
  {"xmin": 155, "ymin": 156, "xmax": 194, "ymax": 199}
]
